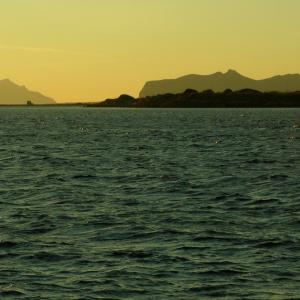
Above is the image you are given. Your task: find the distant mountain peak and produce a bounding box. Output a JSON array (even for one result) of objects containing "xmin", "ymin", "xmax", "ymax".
[
  {"xmin": 139, "ymin": 70, "xmax": 300, "ymax": 97},
  {"xmin": 225, "ymin": 69, "xmax": 240, "ymax": 75},
  {"xmin": 0, "ymin": 78, "xmax": 55, "ymax": 105},
  {"xmin": 0, "ymin": 78, "xmax": 14, "ymax": 85}
]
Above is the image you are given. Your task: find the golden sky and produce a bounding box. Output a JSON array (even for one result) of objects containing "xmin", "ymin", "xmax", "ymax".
[{"xmin": 1, "ymin": 0, "xmax": 300, "ymax": 102}]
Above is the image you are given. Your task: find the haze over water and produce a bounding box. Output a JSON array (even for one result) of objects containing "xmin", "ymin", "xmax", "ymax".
[{"xmin": 1, "ymin": 107, "xmax": 300, "ymax": 299}]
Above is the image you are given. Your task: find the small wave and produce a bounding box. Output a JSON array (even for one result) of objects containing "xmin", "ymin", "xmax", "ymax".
[
  {"xmin": 23, "ymin": 226, "xmax": 55, "ymax": 235},
  {"xmin": 0, "ymin": 253, "xmax": 19, "ymax": 260},
  {"xmin": 192, "ymin": 235, "xmax": 238, "ymax": 242},
  {"xmin": 186, "ymin": 285, "xmax": 237, "ymax": 297},
  {"xmin": 24, "ymin": 251, "xmax": 81, "ymax": 262},
  {"xmin": 187, "ymin": 284, "xmax": 232, "ymax": 293},
  {"xmin": 270, "ymin": 174, "xmax": 289, "ymax": 180},
  {"xmin": 159, "ymin": 228, "xmax": 185, "ymax": 235},
  {"xmin": 72, "ymin": 174, "xmax": 98, "ymax": 180},
  {"xmin": 75, "ymin": 279, "xmax": 102, "ymax": 286},
  {"xmin": 214, "ymin": 195, "xmax": 228, "ymax": 200},
  {"xmin": 45, "ymin": 173, "xmax": 66, "ymax": 182},
  {"xmin": 247, "ymin": 198, "xmax": 281, "ymax": 206},
  {"xmin": 247, "ymin": 159, "xmax": 277, "ymax": 164},
  {"xmin": 198, "ymin": 269, "xmax": 245, "ymax": 276},
  {"xmin": 0, "ymin": 241, "xmax": 18, "ymax": 248},
  {"xmin": 110, "ymin": 250, "xmax": 153, "ymax": 259},
  {"xmin": 42, "ymin": 156, "xmax": 70, "ymax": 166},
  {"xmin": 25, "ymin": 252, "xmax": 64, "ymax": 262},
  {"xmin": 0, "ymin": 285, "xmax": 26, "ymax": 296},
  {"xmin": 122, "ymin": 200, "xmax": 141, "ymax": 206},
  {"xmin": 254, "ymin": 239, "xmax": 296, "ymax": 249},
  {"xmin": 0, "ymin": 290, "xmax": 25, "ymax": 296},
  {"xmin": 177, "ymin": 246, "xmax": 210, "ymax": 252}
]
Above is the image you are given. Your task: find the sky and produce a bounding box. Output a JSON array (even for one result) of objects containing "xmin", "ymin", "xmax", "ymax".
[{"xmin": 1, "ymin": 0, "xmax": 300, "ymax": 102}]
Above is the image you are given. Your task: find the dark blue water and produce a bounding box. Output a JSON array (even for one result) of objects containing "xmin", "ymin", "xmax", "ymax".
[{"xmin": 0, "ymin": 107, "xmax": 300, "ymax": 299}]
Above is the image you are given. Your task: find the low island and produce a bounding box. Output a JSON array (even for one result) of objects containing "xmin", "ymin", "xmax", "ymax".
[{"xmin": 87, "ymin": 89, "xmax": 300, "ymax": 108}]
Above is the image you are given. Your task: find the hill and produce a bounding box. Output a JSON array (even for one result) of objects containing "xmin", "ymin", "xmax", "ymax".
[
  {"xmin": 139, "ymin": 70, "xmax": 300, "ymax": 97},
  {"xmin": 90, "ymin": 89, "xmax": 300, "ymax": 108},
  {"xmin": 0, "ymin": 79, "xmax": 55, "ymax": 105}
]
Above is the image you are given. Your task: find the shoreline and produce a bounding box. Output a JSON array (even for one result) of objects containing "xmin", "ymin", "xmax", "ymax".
[{"xmin": 2, "ymin": 89, "xmax": 300, "ymax": 108}]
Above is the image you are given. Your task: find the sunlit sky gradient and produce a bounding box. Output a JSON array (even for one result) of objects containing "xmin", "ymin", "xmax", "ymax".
[{"xmin": 1, "ymin": 0, "xmax": 300, "ymax": 102}]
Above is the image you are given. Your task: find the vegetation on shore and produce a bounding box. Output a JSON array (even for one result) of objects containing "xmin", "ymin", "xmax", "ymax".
[{"xmin": 88, "ymin": 89, "xmax": 300, "ymax": 108}]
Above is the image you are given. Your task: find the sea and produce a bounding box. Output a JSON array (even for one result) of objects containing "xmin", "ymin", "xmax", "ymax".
[{"xmin": 0, "ymin": 107, "xmax": 300, "ymax": 299}]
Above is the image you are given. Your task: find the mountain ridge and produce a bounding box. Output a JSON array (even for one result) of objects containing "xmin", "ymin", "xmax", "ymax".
[
  {"xmin": 139, "ymin": 70, "xmax": 300, "ymax": 97},
  {"xmin": 0, "ymin": 79, "xmax": 55, "ymax": 105}
]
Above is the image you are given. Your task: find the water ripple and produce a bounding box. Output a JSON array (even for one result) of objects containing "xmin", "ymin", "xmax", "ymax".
[{"xmin": 0, "ymin": 107, "xmax": 300, "ymax": 299}]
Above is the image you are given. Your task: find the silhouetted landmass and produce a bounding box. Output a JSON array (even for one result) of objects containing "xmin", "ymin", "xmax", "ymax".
[
  {"xmin": 139, "ymin": 70, "xmax": 300, "ymax": 97},
  {"xmin": 0, "ymin": 79, "xmax": 55, "ymax": 105},
  {"xmin": 89, "ymin": 89, "xmax": 300, "ymax": 108}
]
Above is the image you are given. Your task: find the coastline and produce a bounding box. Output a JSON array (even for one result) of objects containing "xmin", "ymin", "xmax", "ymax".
[
  {"xmin": 2, "ymin": 90, "xmax": 300, "ymax": 108},
  {"xmin": 87, "ymin": 89, "xmax": 300, "ymax": 108}
]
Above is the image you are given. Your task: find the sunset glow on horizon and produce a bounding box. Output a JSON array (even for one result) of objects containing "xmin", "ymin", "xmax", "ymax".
[{"xmin": 1, "ymin": 0, "xmax": 300, "ymax": 102}]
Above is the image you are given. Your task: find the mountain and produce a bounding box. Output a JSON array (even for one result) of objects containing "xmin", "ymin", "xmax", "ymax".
[
  {"xmin": 0, "ymin": 79, "xmax": 55, "ymax": 105},
  {"xmin": 139, "ymin": 70, "xmax": 300, "ymax": 97}
]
